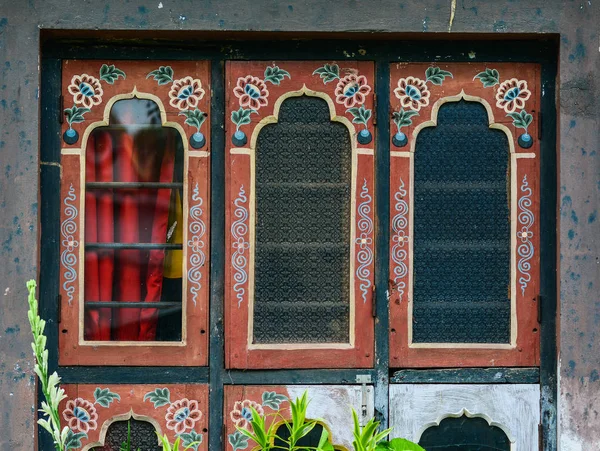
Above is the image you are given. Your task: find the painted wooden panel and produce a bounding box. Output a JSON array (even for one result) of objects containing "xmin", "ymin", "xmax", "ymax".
[
  {"xmin": 389, "ymin": 384, "xmax": 540, "ymax": 450},
  {"xmin": 224, "ymin": 385, "xmax": 374, "ymax": 451},
  {"xmin": 60, "ymin": 384, "xmax": 208, "ymax": 450},
  {"xmin": 388, "ymin": 63, "xmax": 541, "ymax": 367},
  {"xmin": 59, "ymin": 60, "xmax": 211, "ymax": 366},
  {"xmin": 225, "ymin": 61, "xmax": 375, "ymax": 369}
]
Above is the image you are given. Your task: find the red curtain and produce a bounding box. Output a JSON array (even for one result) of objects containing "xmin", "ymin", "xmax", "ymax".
[{"xmin": 84, "ymin": 127, "xmax": 177, "ymax": 341}]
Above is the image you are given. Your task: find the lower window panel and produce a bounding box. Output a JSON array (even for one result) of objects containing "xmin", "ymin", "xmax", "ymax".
[
  {"xmin": 60, "ymin": 384, "xmax": 208, "ymax": 450},
  {"xmin": 224, "ymin": 385, "xmax": 374, "ymax": 450}
]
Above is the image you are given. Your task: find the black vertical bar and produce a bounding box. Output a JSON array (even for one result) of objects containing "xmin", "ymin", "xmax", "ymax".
[
  {"xmin": 539, "ymin": 58, "xmax": 558, "ymax": 451},
  {"xmin": 209, "ymin": 59, "xmax": 226, "ymax": 451},
  {"xmin": 38, "ymin": 57, "xmax": 62, "ymax": 451},
  {"xmin": 374, "ymin": 60, "xmax": 391, "ymax": 428}
]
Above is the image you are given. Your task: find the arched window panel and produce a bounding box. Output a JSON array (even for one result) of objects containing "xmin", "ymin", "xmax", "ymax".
[
  {"xmin": 60, "ymin": 384, "xmax": 208, "ymax": 451},
  {"xmin": 224, "ymin": 385, "xmax": 373, "ymax": 451},
  {"xmin": 388, "ymin": 63, "xmax": 540, "ymax": 368},
  {"xmin": 389, "ymin": 384, "xmax": 540, "ymax": 450},
  {"xmin": 59, "ymin": 60, "xmax": 210, "ymax": 366},
  {"xmin": 224, "ymin": 61, "xmax": 375, "ymax": 369}
]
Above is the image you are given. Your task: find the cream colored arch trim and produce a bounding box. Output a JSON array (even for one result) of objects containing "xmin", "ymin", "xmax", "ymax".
[
  {"xmin": 246, "ymin": 85, "xmax": 361, "ymax": 350},
  {"xmin": 417, "ymin": 408, "xmax": 516, "ymax": 450},
  {"xmin": 73, "ymin": 88, "xmax": 190, "ymax": 347},
  {"xmin": 82, "ymin": 409, "xmax": 164, "ymax": 451},
  {"xmin": 410, "ymin": 89, "xmax": 515, "ymax": 154}
]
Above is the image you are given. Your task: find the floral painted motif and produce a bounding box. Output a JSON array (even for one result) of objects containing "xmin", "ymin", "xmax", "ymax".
[
  {"xmin": 517, "ymin": 175, "xmax": 535, "ymax": 295},
  {"xmin": 234, "ymin": 75, "xmax": 270, "ymax": 110},
  {"xmin": 230, "ymin": 65, "xmax": 290, "ymax": 146},
  {"xmin": 188, "ymin": 183, "xmax": 206, "ymax": 306},
  {"xmin": 334, "ymin": 73, "xmax": 372, "ymax": 108},
  {"xmin": 231, "ymin": 186, "xmax": 250, "ymax": 307},
  {"xmin": 230, "ymin": 400, "xmax": 264, "ymax": 429},
  {"xmin": 63, "ymin": 398, "xmax": 99, "ymax": 434},
  {"xmin": 355, "ymin": 179, "xmax": 374, "ymax": 303},
  {"xmin": 68, "ymin": 74, "xmax": 104, "ymax": 109},
  {"xmin": 144, "ymin": 387, "xmax": 204, "ymax": 447},
  {"xmin": 495, "ymin": 78, "xmax": 531, "ymax": 113},
  {"xmin": 394, "ymin": 76, "xmax": 430, "ymax": 112},
  {"xmin": 61, "ymin": 184, "xmax": 78, "ymax": 305},
  {"xmin": 391, "ymin": 66, "xmax": 453, "ymax": 147},
  {"xmin": 169, "ymin": 76, "xmax": 206, "ymax": 110},
  {"xmin": 165, "ymin": 398, "xmax": 203, "ymax": 434}
]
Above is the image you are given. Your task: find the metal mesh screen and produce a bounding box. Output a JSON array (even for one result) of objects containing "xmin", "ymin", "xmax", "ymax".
[
  {"xmin": 253, "ymin": 96, "xmax": 352, "ymax": 344},
  {"xmin": 413, "ymin": 100, "xmax": 511, "ymax": 343},
  {"xmin": 418, "ymin": 415, "xmax": 510, "ymax": 450},
  {"xmin": 91, "ymin": 419, "xmax": 162, "ymax": 451}
]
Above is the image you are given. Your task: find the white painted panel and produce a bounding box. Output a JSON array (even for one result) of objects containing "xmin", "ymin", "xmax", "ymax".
[
  {"xmin": 389, "ymin": 384, "xmax": 540, "ymax": 450},
  {"xmin": 287, "ymin": 385, "xmax": 374, "ymax": 449}
]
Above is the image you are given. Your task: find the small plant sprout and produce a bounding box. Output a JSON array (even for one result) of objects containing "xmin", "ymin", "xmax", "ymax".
[
  {"xmin": 392, "ymin": 108, "xmax": 419, "ymax": 147},
  {"xmin": 230, "ymin": 107, "xmax": 258, "ymax": 146},
  {"xmin": 62, "ymin": 106, "xmax": 90, "ymax": 144},
  {"xmin": 27, "ymin": 279, "xmax": 69, "ymax": 451},
  {"xmin": 348, "ymin": 105, "xmax": 373, "ymax": 144},
  {"xmin": 179, "ymin": 108, "xmax": 208, "ymax": 149},
  {"xmin": 507, "ymin": 109, "xmax": 534, "ymax": 148}
]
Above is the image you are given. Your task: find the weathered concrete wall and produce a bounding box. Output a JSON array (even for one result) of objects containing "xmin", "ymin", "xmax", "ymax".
[{"xmin": 0, "ymin": 1, "xmax": 598, "ymax": 449}]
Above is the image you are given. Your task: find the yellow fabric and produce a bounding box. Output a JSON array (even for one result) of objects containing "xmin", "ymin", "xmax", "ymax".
[{"xmin": 163, "ymin": 189, "xmax": 184, "ymax": 279}]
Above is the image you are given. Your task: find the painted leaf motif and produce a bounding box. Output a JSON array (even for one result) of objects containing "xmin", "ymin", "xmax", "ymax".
[
  {"xmin": 425, "ymin": 66, "xmax": 453, "ymax": 86},
  {"xmin": 473, "ymin": 68, "xmax": 500, "ymax": 88},
  {"xmin": 179, "ymin": 108, "xmax": 207, "ymax": 130},
  {"xmin": 313, "ymin": 63, "xmax": 340, "ymax": 84},
  {"xmin": 99, "ymin": 64, "xmax": 126, "ymax": 84},
  {"xmin": 143, "ymin": 387, "xmax": 171, "ymax": 408},
  {"xmin": 507, "ymin": 110, "xmax": 533, "ymax": 129},
  {"xmin": 347, "ymin": 105, "xmax": 372, "ymax": 126},
  {"xmin": 228, "ymin": 431, "xmax": 249, "ymax": 451},
  {"xmin": 393, "ymin": 109, "xmax": 419, "ymax": 128},
  {"xmin": 65, "ymin": 430, "xmax": 87, "ymax": 450},
  {"xmin": 64, "ymin": 106, "xmax": 91, "ymax": 125},
  {"xmin": 180, "ymin": 430, "xmax": 203, "ymax": 450},
  {"xmin": 147, "ymin": 66, "xmax": 174, "ymax": 85},
  {"xmin": 261, "ymin": 391, "xmax": 287, "ymax": 410},
  {"xmin": 231, "ymin": 107, "xmax": 257, "ymax": 127},
  {"xmin": 263, "ymin": 65, "xmax": 291, "ymax": 85},
  {"xmin": 94, "ymin": 387, "xmax": 121, "ymax": 408}
]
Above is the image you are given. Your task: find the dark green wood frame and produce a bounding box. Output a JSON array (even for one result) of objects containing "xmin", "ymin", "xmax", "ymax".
[{"xmin": 39, "ymin": 36, "xmax": 558, "ymax": 450}]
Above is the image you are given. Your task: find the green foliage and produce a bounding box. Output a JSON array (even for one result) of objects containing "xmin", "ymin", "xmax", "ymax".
[
  {"xmin": 143, "ymin": 387, "xmax": 171, "ymax": 408},
  {"xmin": 392, "ymin": 109, "xmax": 419, "ymax": 131},
  {"xmin": 99, "ymin": 64, "xmax": 126, "ymax": 84},
  {"xmin": 313, "ymin": 63, "xmax": 340, "ymax": 84},
  {"xmin": 376, "ymin": 438, "xmax": 426, "ymax": 451},
  {"xmin": 157, "ymin": 433, "xmax": 201, "ymax": 451},
  {"xmin": 64, "ymin": 106, "xmax": 91, "ymax": 127},
  {"xmin": 424, "ymin": 66, "xmax": 453, "ymax": 85},
  {"xmin": 507, "ymin": 110, "xmax": 533, "ymax": 130},
  {"xmin": 351, "ymin": 409, "xmax": 393, "ymax": 451},
  {"xmin": 179, "ymin": 109, "xmax": 207, "ymax": 132},
  {"xmin": 94, "ymin": 387, "xmax": 121, "ymax": 408},
  {"xmin": 119, "ymin": 421, "xmax": 141, "ymax": 451},
  {"xmin": 347, "ymin": 105, "xmax": 372, "ymax": 128},
  {"xmin": 264, "ymin": 65, "xmax": 291, "ymax": 85},
  {"xmin": 147, "ymin": 66, "xmax": 175, "ymax": 85},
  {"xmin": 179, "ymin": 430, "xmax": 203, "ymax": 451},
  {"xmin": 28, "ymin": 279, "xmax": 69, "ymax": 451},
  {"xmin": 262, "ymin": 391, "xmax": 288, "ymax": 410},
  {"xmin": 474, "ymin": 68, "xmax": 500, "ymax": 88},
  {"xmin": 228, "ymin": 430, "xmax": 250, "ymax": 451},
  {"xmin": 231, "ymin": 107, "xmax": 258, "ymax": 130},
  {"xmin": 64, "ymin": 430, "xmax": 86, "ymax": 450}
]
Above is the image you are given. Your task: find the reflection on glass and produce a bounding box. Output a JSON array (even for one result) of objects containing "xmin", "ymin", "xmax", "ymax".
[{"xmin": 84, "ymin": 99, "xmax": 184, "ymax": 342}]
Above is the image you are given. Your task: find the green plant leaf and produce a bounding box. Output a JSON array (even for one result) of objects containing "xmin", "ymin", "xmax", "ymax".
[
  {"xmin": 179, "ymin": 109, "xmax": 207, "ymax": 131},
  {"xmin": 64, "ymin": 106, "xmax": 91, "ymax": 126},
  {"xmin": 392, "ymin": 109, "xmax": 419, "ymax": 129},
  {"xmin": 99, "ymin": 64, "xmax": 126, "ymax": 84},
  {"xmin": 425, "ymin": 66, "xmax": 453, "ymax": 85},
  {"xmin": 146, "ymin": 66, "xmax": 174, "ymax": 85},
  {"xmin": 94, "ymin": 387, "xmax": 121, "ymax": 408},
  {"xmin": 64, "ymin": 430, "xmax": 87, "ymax": 450},
  {"xmin": 376, "ymin": 438, "xmax": 426, "ymax": 451},
  {"xmin": 507, "ymin": 110, "xmax": 533, "ymax": 130},
  {"xmin": 143, "ymin": 387, "xmax": 171, "ymax": 408},
  {"xmin": 347, "ymin": 105, "xmax": 372, "ymax": 127},
  {"xmin": 313, "ymin": 63, "xmax": 340, "ymax": 84},
  {"xmin": 179, "ymin": 430, "xmax": 203, "ymax": 451},
  {"xmin": 261, "ymin": 391, "xmax": 287, "ymax": 410},
  {"xmin": 474, "ymin": 68, "xmax": 500, "ymax": 88},
  {"xmin": 228, "ymin": 431, "xmax": 249, "ymax": 451},
  {"xmin": 263, "ymin": 65, "xmax": 291, "ymax": 85},
  {"xmin": 231, "ymin": 107, "xmax": 258, "ymax": 128}
]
